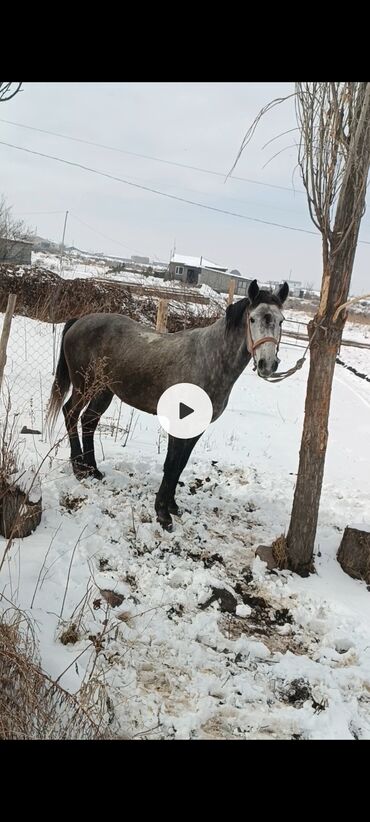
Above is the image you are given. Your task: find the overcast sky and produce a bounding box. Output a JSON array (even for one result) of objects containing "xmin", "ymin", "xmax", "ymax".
[{"xmin": 1, "ymin": 82, "xmax": 370, "ymax": 292}]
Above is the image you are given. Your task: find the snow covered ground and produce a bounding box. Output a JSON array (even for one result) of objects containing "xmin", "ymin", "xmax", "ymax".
[
  {"xmin": 32, "ymin": 250, "xmax": 178, "ymax": 290},
  {"xmin": 1, "ymin": 254, "xmax": 370, "ymax": 739}
]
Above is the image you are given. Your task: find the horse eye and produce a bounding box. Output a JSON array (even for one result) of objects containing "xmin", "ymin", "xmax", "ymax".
[{"xmin": 250, "ymin": 317, "xmax": 255, "ymax": 324}]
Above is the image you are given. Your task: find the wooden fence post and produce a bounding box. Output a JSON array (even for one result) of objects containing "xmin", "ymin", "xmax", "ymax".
[
  {"xmin": 0, "ymin": 293, "xmax": 17, "ymax": 393},
  {"xmin": 156, "ymin": 298, "xmax": 168, "ymax": 332},
  {"xmin": 227, "ymin": 279, "xmax": 236, "ymax": 305}
]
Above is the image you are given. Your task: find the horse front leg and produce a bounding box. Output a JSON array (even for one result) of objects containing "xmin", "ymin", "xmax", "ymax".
[{"xmin": 155, "ymin": 434, "xmax": 201, "ymax": 531}]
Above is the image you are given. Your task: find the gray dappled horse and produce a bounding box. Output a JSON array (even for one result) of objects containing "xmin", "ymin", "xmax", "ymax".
[{"xmin": 47, "ymin": 279, "xmax": 289, "ymax": 530}]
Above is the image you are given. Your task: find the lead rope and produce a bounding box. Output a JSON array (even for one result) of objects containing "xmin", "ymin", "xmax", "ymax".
[{"xmin": 257, "ymin": 317, "xmax": 326, "ymax": 383}]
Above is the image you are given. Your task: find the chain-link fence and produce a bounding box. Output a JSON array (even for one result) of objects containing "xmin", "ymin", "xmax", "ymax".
[
  {"xmin": 0, "ymin": 314, "xmax": 140, "ymax": 446},
  {"xmin": 1, "ymin": 315, "xmax": 59, "ymax": 435},
  {"xmin": 0, "ymin": 314, "xmax": 173, "ymax": 451}
]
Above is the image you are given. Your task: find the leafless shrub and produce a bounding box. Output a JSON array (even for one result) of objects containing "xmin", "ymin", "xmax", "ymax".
[{"xmin": 0, "ymin": 265, "xmax": 222, "ymax": 329}]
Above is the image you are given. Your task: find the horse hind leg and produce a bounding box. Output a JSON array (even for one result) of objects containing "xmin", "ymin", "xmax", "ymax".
[
  {"xmin": 81, "ymin": 389, "xmax": 113, "ymax": 480},
  {"xmin": 62, "ymin": 388, "xmax": 87, "ymax": 478}
]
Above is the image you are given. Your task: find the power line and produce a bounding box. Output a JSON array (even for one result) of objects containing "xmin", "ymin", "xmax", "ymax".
[
  {"xmin": 70, "ymin": 213, "xmax": 137, "ymax": 251},
  {"xmin": 0, "ymin": 116, "xmax": 306, "ymax": 195},
  {"xmin": 69, "ymin": 212, "xmax": 162, "ymax": 260},
  {"xmin": 2, "ymin": 138, "xmax": 370, "ymax": 246},
  {"xmin": 0, "ymin": 139, "xmax": 319, "ymax": 237}
]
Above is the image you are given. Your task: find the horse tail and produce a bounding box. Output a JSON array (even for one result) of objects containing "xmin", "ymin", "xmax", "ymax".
[{"xmin": 47, "ymin": 318, "xmax": 78, "ymax": 434}]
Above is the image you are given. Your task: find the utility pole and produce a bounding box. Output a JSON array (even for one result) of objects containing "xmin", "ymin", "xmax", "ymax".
[
  {"xmin": 59, "ymin": 210, "xmax": 69, "ymax": 274},
  {"xmin": 53, "ymin": 210, "xmax": 69, "ymax": 376},
  {"xmin": 168, "ymin": 239, "xmax": 176, "ymax": 281}
]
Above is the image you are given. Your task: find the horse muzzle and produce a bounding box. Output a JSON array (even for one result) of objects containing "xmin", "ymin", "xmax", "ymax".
[{"xmin": 256, "ymin": 355, "xmax": 280, "ymax": 378}]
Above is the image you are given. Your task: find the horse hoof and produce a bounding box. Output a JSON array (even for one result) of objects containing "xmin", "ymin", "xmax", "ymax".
[
  {"xmin": 73, "ymin": 463, "xmax": 90, "ymax": 480},
  {"xmin": 156, "ymin": 511, "xmax": 173, "ymax": 531},
  {"xmin": 73, "ymin": 462, "xmax": 104, "ymax": 481},
  {"xmin": 163, "ymin": 521, "xmax": 173, "ymax": 533},
  {"xmin": 168, "ymin": 503, "xmax": 181, "ymax": 516}
]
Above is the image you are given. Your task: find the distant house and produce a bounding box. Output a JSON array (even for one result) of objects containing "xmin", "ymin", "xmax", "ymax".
[
  {"xmin": 201, "ymin": 267, "xmax": 253, "ymax": 296},
  {"xmin": 131, "ymin": 255, "xmax": 150, "ymax": 265},
  {"xmin": 260, "ymin": 278, "xmax": 302, "ymax": 298},
  {"xmin": 0, "ymin": 237, "xmax": 33, "ymax": 265},
  {"xmin": 167, "ymin": 254, "xmax": 252, "ymax": 295}
]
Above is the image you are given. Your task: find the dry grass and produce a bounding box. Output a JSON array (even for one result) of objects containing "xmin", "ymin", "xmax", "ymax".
[
  {"xmin": 271, "ymin": 534, "xmax": 289, "ymax": 569},
  {"xmin": 346, "ymin": 310, "xmax": 370, "ymax": 327},
  {"xmin": 0, "ymin": 606, "xmax": 107, "ymax": 739}
]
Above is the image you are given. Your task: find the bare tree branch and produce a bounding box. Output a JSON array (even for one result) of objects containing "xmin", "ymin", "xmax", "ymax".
[
  {"xmin": 0, "ymin": 83, "xmax": 22, "ymax": 102},
  {"xmin": 262, "ymin": 127, "xmax": 300, "ymax": 150},
  {"xmin": 225, "ymin": 93, "xmax": 296, "ymax": 181},
  {"xmin": 261, "ymin": 142, "xmax": 299, "ymax": 170}
]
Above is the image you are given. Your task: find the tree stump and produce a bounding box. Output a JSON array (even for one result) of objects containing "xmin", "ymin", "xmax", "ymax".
[
  {"xmin": 337, "ymin": 527, "xmax": 370, "ymax": 585},
  {"xmin": 0, "ymin": 471, "xmax": 42, "ymax": 539}
]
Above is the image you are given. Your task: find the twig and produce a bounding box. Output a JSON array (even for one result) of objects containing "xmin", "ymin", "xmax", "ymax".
[
  {"xmin": 59, "ymin": 525, "xmax": 88, "ymax": 622},
  {"xmin": 30, "ymin": 523, "xmax": 62, "ymax": 609}
]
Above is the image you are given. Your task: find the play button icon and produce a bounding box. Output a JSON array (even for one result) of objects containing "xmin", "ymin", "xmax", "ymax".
[
  {"xmin": 157, "ymin": 383, "xmax": 213, "ymax": 439},
  {"xmin": 179, "ymin": 402, "xmax": 194, "ymax": 420}
]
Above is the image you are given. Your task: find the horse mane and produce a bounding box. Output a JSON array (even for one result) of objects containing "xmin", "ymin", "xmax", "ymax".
[{"xmin": 225, "ymin": 290, "xmax": 284, "ymax": 331}]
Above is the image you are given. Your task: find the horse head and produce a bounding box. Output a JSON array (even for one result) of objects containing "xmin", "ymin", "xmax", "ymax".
[{"xmin": 226, "ymin": 279, "xmax": 289, "ymax": 378}]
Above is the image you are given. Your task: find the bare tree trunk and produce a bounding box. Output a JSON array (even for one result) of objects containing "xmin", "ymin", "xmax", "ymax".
[
  {"xmin": 286, "ymin": 84, "xmax": 370, "ymax": 574},
  {"xmin": 286, "ymin": 289, "xmax": 344, "ymax": 573}
]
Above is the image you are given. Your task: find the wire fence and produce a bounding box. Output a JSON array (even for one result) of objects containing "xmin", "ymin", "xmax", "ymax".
[
  {"xmin": 1, "ymin": 314, "xmax": 58, "ymax": 434},
  {"xmin": 0, "ymin": 315, "xmax": 137, "ymax": 445}
]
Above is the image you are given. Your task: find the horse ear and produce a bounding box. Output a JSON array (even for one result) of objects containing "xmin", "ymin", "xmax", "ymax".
[
  {"xmin": 226, "ymin": 297, "xmax": 249, "ymax": 329},
  {"xmin": 275, "ymin": 282, "xmax": 289, "ymax": 303},
  {"xmin": 248, "ymin": 279, "xmax": 259, "ymax": 303}
]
